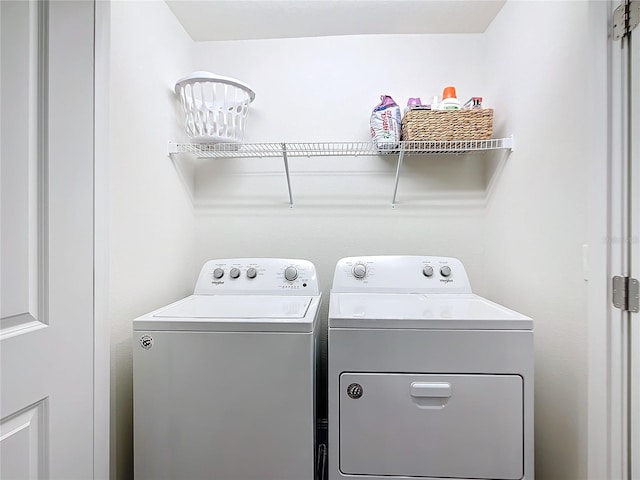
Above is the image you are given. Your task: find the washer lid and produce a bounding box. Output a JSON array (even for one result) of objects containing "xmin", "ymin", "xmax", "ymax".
[
  {"xmin": 133, "ymin": 294, "xmax": 320, "ymax": 332},
  {"xmin": 329, "ymin": 293, "xmax": 532, "ymax": 330}
]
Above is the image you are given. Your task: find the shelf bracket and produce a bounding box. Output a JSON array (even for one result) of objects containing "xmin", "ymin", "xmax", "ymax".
[
  {"xmin": 391, "ymin": 146, "xmax": 406, "ymax": 208},
  {"xmin": 282, "ymin": 143, "xmax": 294, "ymax": 207}
]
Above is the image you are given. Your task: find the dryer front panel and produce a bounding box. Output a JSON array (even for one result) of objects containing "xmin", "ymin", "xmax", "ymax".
[{"xmin": 339, "ymin": 373, "xmax": 523, "ymax": 479}]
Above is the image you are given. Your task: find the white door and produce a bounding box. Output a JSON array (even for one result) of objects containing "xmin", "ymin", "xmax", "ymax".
[
  {"xmin": 608, "ymin": 2, "xmax": 640, "ymax": 478},
  {"xmin": 630, "ymin": 9, "xmax": 640, "ymax": 477},
  {"xmin": 1, "ymin": 1, "xmax": 97, "ymax": 478}
]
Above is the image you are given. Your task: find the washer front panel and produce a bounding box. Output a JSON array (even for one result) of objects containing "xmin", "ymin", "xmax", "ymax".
[{"xmin": 134, "ymin": 328, "xmax": 316, "ymax": 480}]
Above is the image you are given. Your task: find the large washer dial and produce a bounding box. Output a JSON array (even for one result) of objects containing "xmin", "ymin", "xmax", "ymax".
[
  {"xmin": 246, "ymin": 267, "xmax": 257, "ymax": 279},
  {"xmin": 284, "ymin": 266, "xmax": 298, "ymax": 282},
  {"xmin": 352, "ymin": 263, "xmax": 367, "ymax": 279},
  {"xmin": 440, "ymin": 265, "xmax": 452, "ymax": 277},
  {"xmin": 230, "ymin": 267, "xmax": 241, "ymax": 279},
  {"xmin": 423, "ymin": 265, "xmax": 434, "ymax": 277},
  {"xmin": 213, "ymin": 268, "xmax": 224, "ymax": 279}
]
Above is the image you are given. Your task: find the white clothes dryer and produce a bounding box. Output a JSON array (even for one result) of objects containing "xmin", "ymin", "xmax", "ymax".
[
  {"xmin": 328, "ymin": 256, "xmax": 534, "ymax": 480},
  {"xmin": 133, "ymin": 258, "xmax": 322, "ymax": 480}
]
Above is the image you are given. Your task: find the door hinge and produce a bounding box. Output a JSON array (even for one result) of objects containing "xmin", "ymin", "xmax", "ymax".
[
  {"xmin": 613, "ymin": 276, "xmax": 640, "ymax": 312},
  {"xmin": 614, "ymin": 1, "xmax": 640, "ymax": 40}
]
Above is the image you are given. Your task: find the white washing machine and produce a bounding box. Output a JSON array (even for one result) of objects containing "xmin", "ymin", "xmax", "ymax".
[
  {"xmin": 133, "ymin": 258, "xmax": 322, "ymax": 480},
  {"xmin": 328, "ymin": 256, "xmax": 534, "ymax": 480}
]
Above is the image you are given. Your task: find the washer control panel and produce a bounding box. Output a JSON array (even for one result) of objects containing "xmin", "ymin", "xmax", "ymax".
[
  {"xmin": 194, "ymin": 258, "xmax": 319, "ymax": 295},
  {"xmin": 332, "ymin": 256, "xmax": 472, "ymax": 294}
]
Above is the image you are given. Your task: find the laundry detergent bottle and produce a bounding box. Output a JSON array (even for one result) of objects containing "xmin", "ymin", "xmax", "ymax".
[{"xmin": 440, "ymin": 86, "xmax": 462, "ymax": 110}]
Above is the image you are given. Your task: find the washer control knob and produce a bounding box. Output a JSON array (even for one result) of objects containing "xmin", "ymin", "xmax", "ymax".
[
  {"xmin": 284, "ymin": 266, "xmax": 298, "ymax": 282},
  {"xmin": 440, "ymin": 265, "xmax": 452, "ymax": 277},
  {"xmin": 246, "ymin": 267, "xmax": 257, "ymax": 279},
  {"xmin": 352, "ymin": 263, "xmax": 367, "ymax": 279},
  {"xmin": 423, "ymin": 266, "xmax": 434, "ymax": 277},
  {"xmin": 230, "ymin": 268, "xmax": 241, "ymax": 279},
  {"xmin": 213, "ymin": 268, "xmax": 224, "ymax": 279}
]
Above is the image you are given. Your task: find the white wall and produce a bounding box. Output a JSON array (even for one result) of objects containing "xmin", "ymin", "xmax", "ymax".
[
  {"xmin": 109, "ymin": 2, "xmax": 195, "ymax": 478},
  {"xmin": 107, "ymin": 2, "xmax": 602, "ymax": 478},
  {"xmin": 484, "ymin": 2, "xmax": 595, "ymax": 478},
  {"xmin": 191, "ymin": 34, "xmax": 492, "ymax": 297}
]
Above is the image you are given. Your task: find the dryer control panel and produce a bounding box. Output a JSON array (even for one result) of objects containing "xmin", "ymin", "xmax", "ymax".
[
  {"xmin": 194, "ymin": 258, "xmax": 319, "ymax": 295},
  {"xmin": 331, "ymin": 256, "xmax": 472, "ymax": 294}
]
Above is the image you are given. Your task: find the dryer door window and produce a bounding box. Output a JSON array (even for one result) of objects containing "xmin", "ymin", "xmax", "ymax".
[{"xmin": 339, "ymin": 373, "xmax": 523, "ymax": 479}]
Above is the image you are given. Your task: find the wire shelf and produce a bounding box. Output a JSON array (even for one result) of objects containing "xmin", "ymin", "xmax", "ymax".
[
  {"xmin": 167, "ymin": 137, "xmax": 513, "ymax": 207},
  {"xmin": 168, "ymin": 137, "xmax": 513, "ymax": 159}
]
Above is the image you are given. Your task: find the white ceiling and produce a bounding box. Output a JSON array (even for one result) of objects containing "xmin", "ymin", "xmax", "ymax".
[{"xmin": 165, "ymin": 0, "xmax": 507, "ymax": 42}]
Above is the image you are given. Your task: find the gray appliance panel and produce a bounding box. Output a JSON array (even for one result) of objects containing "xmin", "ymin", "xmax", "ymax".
[
  {"xmin": 133, "ymin": 329, "xmax": 317, "ymax": 480},
  {"xmin": 339, "ymin": 373, "xmax": 523, "ymax": 479}
]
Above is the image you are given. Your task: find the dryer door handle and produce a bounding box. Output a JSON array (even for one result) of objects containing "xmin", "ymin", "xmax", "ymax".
[{"xmin": 410, "ymin": 382, "xmax": 451, "ymax": 398}]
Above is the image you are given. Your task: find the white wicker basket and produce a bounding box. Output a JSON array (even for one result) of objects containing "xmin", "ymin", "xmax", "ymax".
[{"xmin": 174, "ymin": 71, "xmax": 256, "ymax": 144}]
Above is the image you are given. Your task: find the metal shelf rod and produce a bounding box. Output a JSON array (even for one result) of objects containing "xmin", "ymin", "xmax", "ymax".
[
  {"xmin": 282, "ymin": 142, "xmax": 293, "ymax": 207},
  {"xmin": 391, "ymin": 147, "xmax": 406, "ymax": 208}
]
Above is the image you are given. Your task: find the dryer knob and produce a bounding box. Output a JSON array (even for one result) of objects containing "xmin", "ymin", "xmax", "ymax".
[
  {"xmin": 284, "ymin": 266, "xmax": 298, "ymax": 282},
  {"xmin": 246, "ymin": 267, "xmax": 257, "ymax": 279},
  {"xmin": 352, "ymin": 263, "xmax": 367, "ymax": 279},
  {"xmin": 440, "ymin": 265, "xmax": 452, "ymax": 277},
  {"xmin": 230, "ymin": 268, "xmax": 241, "ymax": 279},
  {"xmin": 213, "ymin": 268, "xmax": 224, "ymax": 279},
  {"xmin": 423, "ymin": 266, "xmax": 434, "ymax": 277}
]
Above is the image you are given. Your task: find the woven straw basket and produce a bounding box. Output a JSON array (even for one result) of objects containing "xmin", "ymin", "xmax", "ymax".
[{"xmin": 401, "ymin": 109, "xmax": 493, "ymax": 141}]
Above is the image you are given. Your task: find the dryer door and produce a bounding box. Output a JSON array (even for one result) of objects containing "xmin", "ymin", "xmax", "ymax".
[{"xmin": 339, "ymin": 373, "xmax": 523, "ymax": 479}]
